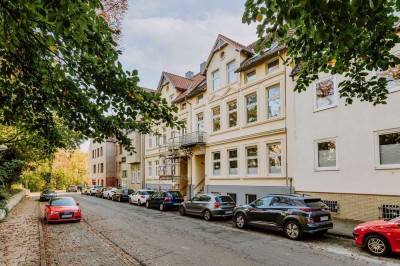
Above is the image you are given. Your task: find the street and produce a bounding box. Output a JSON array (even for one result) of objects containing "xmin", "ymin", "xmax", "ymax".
[{"xmin": 38, "ymin": 193, "xmax": 399, "ymax": 266}]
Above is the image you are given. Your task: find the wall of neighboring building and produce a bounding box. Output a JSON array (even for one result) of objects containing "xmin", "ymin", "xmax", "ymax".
[
  {"xmin": 286, "ymin": 44, "xmax": 400, "ymax": 220},
  {"xmin": 88, "ymin": 139, "xmax": 117, "ymax": 187}
]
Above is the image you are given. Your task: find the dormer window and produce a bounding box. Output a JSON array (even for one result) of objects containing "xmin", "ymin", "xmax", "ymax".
[
  {"xmin": 246, "ymin": 70, "xmax": 256, "ymax": 83},
  {"xmin": 267, "ymin": 59, "xmax": 279, "ymax": 74}
]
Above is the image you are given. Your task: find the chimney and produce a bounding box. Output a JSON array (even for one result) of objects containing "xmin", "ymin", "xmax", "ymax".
[
  {"xmin": 200, "ymin": 61, "xmax": 206, "ymax": 73},
  {"xmin": 185, "ymin": 71, "xmax": 194, "ymax": 79}
]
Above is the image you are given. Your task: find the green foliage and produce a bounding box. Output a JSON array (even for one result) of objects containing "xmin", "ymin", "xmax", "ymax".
[
  {"xmin": 243, "ymin": 0, "xmax": 400, "ymax": 105},
  {"xmin": 0, "ymin": 187, "xmax": 22, "ymax": 208},
  {"xmin": 0, "ymin": 148, "xmax": 25, "ymax": 188},
  {"xmin": 0, "ymin": 0, "xmax": 181, "ymax": 152}
]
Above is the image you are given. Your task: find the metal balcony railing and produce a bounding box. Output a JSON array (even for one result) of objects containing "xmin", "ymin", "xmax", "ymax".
[{"xmin": 181, "ymin": 131, "xmax": 207, "ymax": 147}]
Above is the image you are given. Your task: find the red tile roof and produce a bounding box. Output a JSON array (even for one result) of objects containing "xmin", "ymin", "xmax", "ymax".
[
  {"xmin": 173, "ymin": 73, "xmax": 206, "ymax": 103},
  {"xmin": 163, "ymin": 72, "xmax": 193, "ymax": 91}
]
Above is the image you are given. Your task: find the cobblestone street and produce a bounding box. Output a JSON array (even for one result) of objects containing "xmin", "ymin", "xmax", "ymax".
[{"xmin": 2, "ymin": 194, "xmax": 400, "ymax": 266}]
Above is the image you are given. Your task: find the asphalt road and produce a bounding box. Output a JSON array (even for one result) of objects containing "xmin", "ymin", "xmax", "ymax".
[{"xmin": 41, "ymin": 193, "xmax": 400, "ymax": 266}]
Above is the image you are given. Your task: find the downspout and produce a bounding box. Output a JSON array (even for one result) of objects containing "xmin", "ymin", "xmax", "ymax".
[
  {"xmin": 185, "ymin": 96, "xmax": 193, "ymax": 199},
  {"xmin": 141, "ymin": 134, "xmax": 145, "ymax": 189},
  {"xmin": 278, "ymin": 50, "xmax": 291, "ymax": 193}
]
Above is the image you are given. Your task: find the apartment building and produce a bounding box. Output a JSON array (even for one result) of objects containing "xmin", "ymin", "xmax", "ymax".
[
  {"xmin": 286, "ymin": 43, "xmax": 400, "ymax": 221},
  {"xmin": 144, "ymin": 34, "xmax": 292, "ymax": 204},
  {"xmin": 88, "ymin": 138, "xmax": 117, "ymax": 187}
]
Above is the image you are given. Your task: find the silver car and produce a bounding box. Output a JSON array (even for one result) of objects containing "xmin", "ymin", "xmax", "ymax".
[{"xmin": 179, "ymin": 194, "xmax": 236, "ymax": 221}]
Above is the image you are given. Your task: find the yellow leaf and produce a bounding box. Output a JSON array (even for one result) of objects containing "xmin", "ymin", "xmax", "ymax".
[
  {"xmin": 133, "ymin": 93, "xmax": 144, "ymax": 101},
  {"xmin": 289, "ymin": 60, "xmax": 295, "ymax": 68},
  {"xmin": 256, "ymin": 13, "xmax": 263, "ymax": 22},
  {"xmin": 328, "ymin": 59, "xmax": 336, "ymax": 65},
  {"xmin": 49, "ymin": 46, "xmax": 57, "ymax": 52}
]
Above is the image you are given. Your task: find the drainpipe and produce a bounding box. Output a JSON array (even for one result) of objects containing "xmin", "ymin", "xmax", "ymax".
[
  {"xmin": 141, "ymin": 133, "xmax": 145, "ymax": 189},
  {"xmin": 185, "ymin": 96, "xmax": 193, "ymax": 199}
]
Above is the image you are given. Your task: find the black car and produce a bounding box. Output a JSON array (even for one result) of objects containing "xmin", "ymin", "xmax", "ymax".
[
  {"xmin": 146, "ymin": 190, "xmax": 184, "ymax": 211},
  {"xmin": 233, "ymin": 194, "xmax": 333, "ymax": 240},
  {"xmin": 112, "ymin": 188, "xmax": 135, "ymax": 202},
  {"xmin": 40, "ymin": 189, "xmax": 57, "ymax": 201},
  {"xmin": 95, "ymin": 187, "xmax": 107, "ymax": 198}
]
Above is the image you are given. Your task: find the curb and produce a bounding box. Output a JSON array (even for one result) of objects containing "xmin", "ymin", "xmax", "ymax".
[
  {"xmin": 38, "ymin": 201, "xmax": 46, "ymax": 266},
  {"xmin": 326, "ymin": 232, "xmax": 354, "ymax": 240}
]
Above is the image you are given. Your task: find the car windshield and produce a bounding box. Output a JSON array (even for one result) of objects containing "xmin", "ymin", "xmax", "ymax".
[
  {"xmin": 304, "ymin": 199, "xmax": 326, "ymax": 208},
  {"xmin": 43, "ymin": 190, "xmax": 55, "ymax": 194},
  {"xmin": 215, "ymin": 196, "xmax": 234, "ymax": 203},
  {"xmin": 389, "ymin": 217, "xmax": 400, "ymax": 223},
  {"xmin": 140, "ymin": 191, "xmax": 153, "ymax": 195},
  {"xmin": 51, "ymin": 198, "xmax": 76, "ymax": 206},
  {"xmin": 168, "ymin": 191, "xmax": 181, "ymax": 197}
]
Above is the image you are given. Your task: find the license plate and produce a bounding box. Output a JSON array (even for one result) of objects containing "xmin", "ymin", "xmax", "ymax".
[
  {"xmin": 320, "ymin": 216, "xmax": 328, "ymax": 221},
  {"xmin": 225, "ymin": 211, "xmax": 233, "ymax": 214},
  {"xmin": 173, "ymin": 203, "xmax": 181, "ymax": 206},
  {"xmin": 61, "ymin": 214, "xmax": 73, "ymax": 218}
]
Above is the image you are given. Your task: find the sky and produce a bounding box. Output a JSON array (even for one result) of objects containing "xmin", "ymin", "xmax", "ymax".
[{"xmin": 80, "ymin": 0, "xmax": 258, "ymax": 152}]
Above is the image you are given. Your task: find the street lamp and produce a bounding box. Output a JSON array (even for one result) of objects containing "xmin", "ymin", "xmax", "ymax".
[{"xmin": 0, "ymin": 145, "xmax": 8, "ymax": 151}]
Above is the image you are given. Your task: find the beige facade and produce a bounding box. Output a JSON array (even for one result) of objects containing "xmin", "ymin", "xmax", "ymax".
[
  {"xmin": 286, "ymin": 44, "xmax": 400, "ymax": 221},
  {"xmin": 88, "ymin": 138, "xmax": 117, "ymax": 187},
  {"xmin": 144, "ymin": 35, "xmax": 292, "ymax": 204}
]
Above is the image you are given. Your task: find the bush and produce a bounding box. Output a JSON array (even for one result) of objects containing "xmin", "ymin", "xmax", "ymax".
[{"xmin": 0, "ymin": 187, "xmax": 22, "ymax": 209}]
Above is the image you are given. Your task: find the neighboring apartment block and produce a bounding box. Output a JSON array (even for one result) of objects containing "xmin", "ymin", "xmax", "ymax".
[
  {"xmin": 144, "ymin": 35, "xmax": 292, "ymax": 204},
  {"xmin": 286, "ymin": 43, "xmax": 400, "ymax": 221},
  {"xmin": 88, "ymin": 138, "xmax": 117, "ymax": 187}
]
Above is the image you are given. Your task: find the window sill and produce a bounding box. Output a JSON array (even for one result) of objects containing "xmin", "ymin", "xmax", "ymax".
[
  {"xmin": 313, "ymin": 104, "xmax": 337, "ymax": 113},
  {"xmin": 194, "ymin": 103, "xmax": 205, "ymax": 110},
  {"xmin": 208, "ymin": 177, "xmax": 242, "ymax": 180},
  {"xmin": 314, "ymin": 167, "xmax": 339, "ymax": 171},
  {"xmin": 375, "ymin": 165, "xmax": 400, "ymax": 170}
]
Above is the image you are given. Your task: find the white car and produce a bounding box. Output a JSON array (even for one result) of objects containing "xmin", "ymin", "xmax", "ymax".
[
  {"xmin": 87, "ymin": 185, "xmax": 101, "ymax": 195},
  {"xmin": 129, "ymin": 189, "xmax": 154, "ymax": 206},
  {"xmin": 103, "ymin": 187, "xmax": 118, "ymax": 199}
]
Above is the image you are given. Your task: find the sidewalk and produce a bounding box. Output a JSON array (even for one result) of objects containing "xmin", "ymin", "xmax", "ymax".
[
  {"xmin": 328, "ymin": 218, "xmax": 361, "ymax": 239},
  {"xmin": 0, "ymin": 196, "xmax": 41, "ymax": 266}
]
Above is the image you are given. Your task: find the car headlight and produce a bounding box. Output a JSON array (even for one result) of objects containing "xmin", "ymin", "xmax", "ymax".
[{"xmin": 50, "ymin": 211, "xmax": 59, "ymax": 215}]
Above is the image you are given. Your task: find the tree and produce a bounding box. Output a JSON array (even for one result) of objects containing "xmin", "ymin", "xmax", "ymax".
[
  {"xmin": 0, "ymin": 148, "xmax": 25, "ymax": 188},
  {"xmin": 0, "ymin": 0, "xmax": 180, "ymax": 153},
  {"xmin": 243, "ymin": 0, "xmax": 400, "ymax": 105}
]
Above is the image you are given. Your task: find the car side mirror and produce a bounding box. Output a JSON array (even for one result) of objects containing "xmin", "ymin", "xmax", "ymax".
[
  {"xmin": 250, "ymin": 203, "xmax": 255, "ymax": 208},
  {"xmin": 76, "ymin": 203, "xmax": 80, "ymax": 206}
]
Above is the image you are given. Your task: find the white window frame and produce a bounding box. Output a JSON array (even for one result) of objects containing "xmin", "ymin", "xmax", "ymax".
[
  {"xmin": 148, "ymin": 134, "xmax": 153, "ymax": 149},
  {"xmin": 376, "ymin": 51, "xmax": 400, "ymax": 93},
  {"xmin": 155, "ymin": 160, "xmax": 159, "ymax": 177},
  {"xmin": 227, "ymin": 60, "xmax": 236, "ymax": 84},
  {"xmin": 197, "ymin": 94, "xmax": 204, "ymax": 104},
  {"xmin": 246, "ymin": 146, "xmax": 258, "ymax": 175},
  {"xmin": 267, "ymin": 142, "xmax": 282, "ymax": 175},
  {"xmin": 313, "ymin": 75, "xmax": 338, "ymax": 112},
  {"xmin": 136, "ymin": 169, "xmax": 141, "ymax": 184},
  {"xmin": 227, "ymin": 100, "xmax": 237, "ymax": 128},
  {"xmin": 212, "ymin": 151, "xmax": 221, "ymax": 176},
  {"xmin": 131, "ymin": 170, "xmax": 136, "ymax": 184},
  {"xmin": 266, "ymin": 85, "xmax": 281, "ymax": 119},
  {"xmin": 246, "ymin": 93, "xmax": 258, "ymax": 124},
  {"xmin": 374, "ymin": 128, "xmax": 400, "ymax": 169},
  {"xmin": 246, "ymin": 69, "xmax": 256, "ymax": 83},
  {"xmin": 212, "ymin": 69, "xmax": 220, "ymax": 91},
  {"xmin": 148, "ymin": 161, "xmax": 153, "ymax": 177},
  {"xmin": 266, "ymin": 59, "xmax": 279, "ymax": 75},
  {"xmin": 228, "ymin": 149, "xmax": 238, "ymax": 175},
  {"xmin": 314, "ymin": 137, "xmax": 339, "ymax": 171},
  {"xmin": 197, "ymin": 113, "xmax": 204, "ymax": 132},
  {"xmin": 212, "ymin": 106, "xmax": 221, "ymax": 132}
]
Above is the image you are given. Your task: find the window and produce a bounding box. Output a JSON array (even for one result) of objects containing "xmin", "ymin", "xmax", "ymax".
[
  {"xmin": 314, "ymin": 76, "xmax": 337, "ymax": 111},
  {"xmin": 100, "ymin": 147, "xmax": 103, "ymax": 156},
  {"xmin": 246, "ymin": 70, "xmax": 256, "ymax": 83},
  {"xmin": 253, "ymin": 196, "xmax": 273, "ymax": 207},
  {"xmin": 315, "ymin": 138, "xmax": 338, "ymax": 170},
  {"xmin": 93, "ymin": 165, "xmax": 96, "ymax": 174},
  {"xmin": 212, "ymin": 69, "xmax": 220, "ymax": 91},
  {"xmin": 162, "ymin": 128, "xmax": 167, "ymax": 145},
  {"xmin": 132, "ymin": 170, "xmax": 136, "ymax": 184},
  {"xmin": 122, "ymin": 170, "xmax": 127, "ymax": 178},
  {"xmin": 148, "ymin": 161, "xmax": 152, "ymax": 177},
  {"xmin": 148, "ymin": 134, "xmax": 153, "ymax": 149},
  {"xmin": 376, "ymin": 130, "xmax": 400, "ymax": 168},
  {"xmin": 246, "ymin": 93, "xmax": 257, "ymax": 123},
  {"xmin": 212, "ymin": 106, "xmax": 221, "ymax": 132},
  {"xmin": 197, "ymin": 94, "xmax": 204, "ymax": 104},
  {"xmin": 212, "ymin": 152, "xmax": 221, "ymax": 176},
  {"xmin": 119, "ymin": 145, "xmax": 122, "ymax": 154},
  {"xmin": 155, "ymin": 131, "xmax": 160, "ymax": 147},
  {"xmin": 376, "ymin": 53, "xmax": 400, "ymax": 93},
  {"xmin": 97, "ymin": 148, "xmax": 99, "ymax": 157},
  {"xmin": 155, "ymin": 161, "xmax": 159, "ymax": 176},
  {"xmin": 197, "ymin": 113, "xmax": 204, "ymax": 132},
  {"xmin": 246, "ymin": 194, "xmax": 257, "ymax": 204},
  {"xmin": 228, "ymin": 149, "xmax": 238, "ymax": 175},
  {"xmin": 100, "ymin": 163, "xmax": 104, "ymax": 173},
  {"xmin": 227, "ymin": 100, "xmax": 237, "ymax": 128},
  {"xmin": 267, "ymin": 143, "xmax": 282, "ymax": 174},
  {"xmin": 181, "ymin": 103, "xmax": 186, "ymax": 111},
  {"xmin": 97, "ymin": 164, "xmax": 99, "ymax": 173},
  {"xmin": 181, "ymin": 120, "xmax": 187, "ymax": 135},
  {"xmin": 137, "ymin": 169, "xmax": 141, "ymax": 184},
  {"xmin": 267, "ymin": 59, "xmax": 279, "ymax": 74},
  {"xmin": 227, "ymin": 193, "xmax": 237, "ymax": 203},
  {"xmin": 227, "ymin": 61, "xmax": 236, "ymax": 84},
  {"xmin": 246, "ymin": 146, "xmax": 258, "ymax": 175},
  {"xmin": 267, "ymin": 86, "xmax": 281, "ymax": 119}
]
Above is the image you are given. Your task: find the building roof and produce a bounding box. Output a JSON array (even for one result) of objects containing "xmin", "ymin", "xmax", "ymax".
[{"xmin": 173, "ymin": 73, "xmax": 206, "ymax": 103}]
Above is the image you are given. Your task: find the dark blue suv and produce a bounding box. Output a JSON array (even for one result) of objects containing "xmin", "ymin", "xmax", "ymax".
[{"xmin": 145, "ymin": 190, "xmax": 184, "ymax": 211}]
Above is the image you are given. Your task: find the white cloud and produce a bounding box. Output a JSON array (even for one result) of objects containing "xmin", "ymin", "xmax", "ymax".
[{"xmin": 120, "ymin": 1, "xmax": 257, "ymax": 89}]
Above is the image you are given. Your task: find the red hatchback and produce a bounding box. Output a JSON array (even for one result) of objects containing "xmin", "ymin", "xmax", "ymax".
[
  {"xmin": 353, "ymin": 217, "xmax": 400, "ymax": 256},
  {"xmin": 45, "ymin": 197, "xmax": 82, "ymax": 223}
]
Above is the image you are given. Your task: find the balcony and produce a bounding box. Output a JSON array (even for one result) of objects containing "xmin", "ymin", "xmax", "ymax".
[{"xmin": 181, "ymin": 131, "xmax": 207, "ymax": 148}]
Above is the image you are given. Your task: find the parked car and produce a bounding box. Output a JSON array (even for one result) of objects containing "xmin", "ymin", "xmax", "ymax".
[
  {"xmin": 44, "ymin": 197, "xmax": 81, "ymax": 223},
  {"xmin": 66, "ymin": 185, "xmax": 78, "ymax": 192},
  {"xmin": 89, "ymin": 185, "xmax": 101, "ymax": 196},
  {"xmin": 40, "ymin": 189, "xmax": 57, "ymax": 201},
  {"xmin": 146, "ymin": 190, "xmax": 184, "ymax": 211},
  {"xmin": 83, "ymin": 187, "xmax": 91, "ymax": 195},
  {"xmin": 95, "ymin": 187, "xmax": 107, "ymax": 197},
  {"xmin": 112, "ymin": 189, "xmax": 135, "ymax": 202},
  {"xmin": 233, "ymin": 194, "xmax": 333, "ymax": 240},
  {"xmin": 353, "ymin": 216, "xmax": 400, "ymax": 256},
  {"xmin": 180, "ymin": 194, "xmax": 236, "ymax": 221},
  {"xmin": 129, "ymin": 189, "xmax": 154, "ymax": 206},
  {"xmin": 77, "ymin": 185, "xmax": 82, "ymax": 192},
  {"xmin": 103, "ymin": 187, "xmax": 118, "ymax": 200}
]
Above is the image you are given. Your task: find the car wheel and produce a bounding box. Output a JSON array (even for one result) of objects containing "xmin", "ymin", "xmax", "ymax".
[
  {"xmin": 235, "ymin": 213, "xmax": 247, "ymax": 229},
  {"xmin": 118, "ymin": 197, "xmax": 121, "ymax": 202},
  {"xmin": 146, "ymin": 201, "xmax": 150, "ymax": 208},
  {"xmin": 284, "ymin": 221, "xmax": 303, "ymax": 240},
  {"xmin": 365, "ymin": 235, "xmax": 390, "ymax": 256},
  {"xmin": 137, "ymin": 200, "xmax": 141, "ymax": 206},
  {"xmin": 203, "ymin": 210, "xmax": 212, "ymax": 221},
  {"xmin": 179, "ymin": 206, "xmax": 186, "ymax": 216},
  {"xmin": 159, "ymin": 203, "xmax": 165, "ymax": 211}
]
